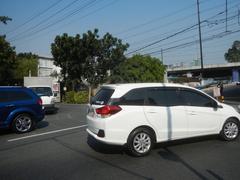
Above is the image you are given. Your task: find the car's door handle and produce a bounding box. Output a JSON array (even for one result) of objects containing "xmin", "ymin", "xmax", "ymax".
[
  {"xmin": 5, "ymin": 104, "xmax": 15, "ymax": 108},
  {"xmin": 147, "ymin": 111, "xmax": 157, "ymax": 114},
  {"xmin": 188, "ymin": 112, "xmax": 197, "ymax": 115},
  {"xmin": 189, "ymin": 113, "xmax": 197, "ymax": 115}
]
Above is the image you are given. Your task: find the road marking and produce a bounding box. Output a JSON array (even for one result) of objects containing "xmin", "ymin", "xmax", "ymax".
[{"xmin": 8, "ymin": 124, "xmax": 87, "ymax": 142}]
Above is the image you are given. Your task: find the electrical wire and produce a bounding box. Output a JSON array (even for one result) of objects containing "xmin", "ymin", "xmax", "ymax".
[{"xmin": 6, "ymin": 0, "xmax": 65, "ymax": 35}]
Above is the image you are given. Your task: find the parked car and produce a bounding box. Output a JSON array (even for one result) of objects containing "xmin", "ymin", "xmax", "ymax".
[
  {"xmin": 28, "ymin": 86, "xmax": 56, "ymax": 113},
  {"xmin": 86, "ymin": 83, "xmax": 240, "ymax": 156},
  {"xmin": 0, "ymin": 86, "xmax": 45, "ymax": 133}
]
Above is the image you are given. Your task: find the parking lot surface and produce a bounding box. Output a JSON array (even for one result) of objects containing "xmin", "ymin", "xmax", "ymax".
[{"xmin": 1, "ymin": 104, "xmax": 240, "ymax": 180}]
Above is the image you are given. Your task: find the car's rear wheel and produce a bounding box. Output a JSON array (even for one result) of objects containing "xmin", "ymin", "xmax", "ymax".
[
  {"xmin": 220, "ymin": 118, "xmax": 239, "ymax": 141},
  {"xmin": 12, "ymin": 114, "xmax": 35, "ymax": 133},
  {"xmin": 127, "ymin": 128, "xmax": 154, "ymax": 157}
]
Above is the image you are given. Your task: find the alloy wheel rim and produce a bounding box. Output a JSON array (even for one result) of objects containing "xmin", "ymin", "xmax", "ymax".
[
  {"xmin": 133, "ymin": 132, "xmax": 151, "ymax": 154},
  {"xmin": 224, "ymin": 122, "xmax": 239, "ymax": 139},
  {"xmin": 15, "ymin": 116, "xmax": 32, "ymax": 132}
]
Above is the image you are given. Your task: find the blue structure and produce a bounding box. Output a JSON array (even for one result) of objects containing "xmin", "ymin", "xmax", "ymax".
[{"xmin": 232, "ymin": 69, "xmax": 240, "ymax": 82}]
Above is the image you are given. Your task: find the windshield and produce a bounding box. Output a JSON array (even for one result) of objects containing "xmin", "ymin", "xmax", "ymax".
[{"xmin": 30, "ymin": 87, "xmax": 53, "ymax": 97}]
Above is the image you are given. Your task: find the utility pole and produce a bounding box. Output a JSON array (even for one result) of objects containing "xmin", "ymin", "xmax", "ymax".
[
  {"xmin": 197, "ymin": 0, "xmax": 204, "ymax": 84},
  {"xmin": 161, "ymin": 48, "xmax": 164, "ymax": 64},
  {"xmin": 225, "ymin": 0, "xmax": 228, "ymax": 32},
  {"xmin": 161, "ymin": 48, "xmax": 168, "ymax": 83}
]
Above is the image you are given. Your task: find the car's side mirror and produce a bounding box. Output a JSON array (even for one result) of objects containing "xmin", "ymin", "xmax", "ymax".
[
  {"xmin": 54, "ymin": 92, "xmax": 58, "ymax": 97},
  {"xmin": 213, "ymin": 101, "xmax": 223, "ymax": 109}
]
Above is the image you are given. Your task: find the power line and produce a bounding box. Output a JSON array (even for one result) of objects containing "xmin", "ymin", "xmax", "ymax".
[
  {"xmin": 125, "ymin": 1, "xmax": 239, "ymax": 51},
  {"xmin": 115, "ymin": 0, "xmax": 216, "ymax": 36},
  {"xmin": 9, "ymin": 0, "xmax": 98, "ymax": 42},
  {"xmin": 11, "ymin": 0, "xmax": 118, "ymax": 44},
  {"xmin": 122, "ymin": 0, "xmax": 238, "ymax": 42},
  {"xmin": 8, "ymin": 0, "xmax": 82, "ymax": 40},
  {"xmin": 115, "ymin": 2, "xmax": 196, "ymax": 36},
  {"xmin": 126, "ymin": 8, "xmax": 239, "ymax": 56},
  {"xmin": 146, "ymin": 29, "xmax": 240, "ymax": 56},
  {"xmin": 6, "ymin": 0, "xmax": 64, "ymax": 35},
  {"xmin": 139, "ymin": 19, "xmax": 238, "ymax": 54}
]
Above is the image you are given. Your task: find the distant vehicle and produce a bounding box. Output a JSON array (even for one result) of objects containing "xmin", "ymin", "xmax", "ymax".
[
  {"xmin": 87, "ymin": 83, "xmax": 240, "ymax": 156},
  {"xmin": 28, "ymin": 86, "xmax": 56, "ymax": 113},
  {"xmin": 0, "ymin": 86, "xmax": 45, "ymax": 133},
  {"xmin": 24, "ymin": 77, "xmax": 60, "ymax": 113}
]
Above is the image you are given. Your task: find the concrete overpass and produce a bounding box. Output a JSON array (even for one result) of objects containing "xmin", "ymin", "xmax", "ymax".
[{"xmin": 167, "ymin": 62, "xmax": 240, "ymax": 82}]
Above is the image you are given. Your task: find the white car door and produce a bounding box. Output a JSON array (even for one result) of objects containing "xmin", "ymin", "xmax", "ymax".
[
  {"xmin": 180, "ymin": 89, "xmax": 223, "ymax": 137},
  {"xmin": 144, "ymin": 88, "xmax": 188, "ymax": 141}
]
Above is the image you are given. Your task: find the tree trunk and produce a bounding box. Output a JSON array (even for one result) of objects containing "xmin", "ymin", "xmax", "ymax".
[{"xmin": 88, "ymin": 86, "xmax": 92, "ymax": 103}]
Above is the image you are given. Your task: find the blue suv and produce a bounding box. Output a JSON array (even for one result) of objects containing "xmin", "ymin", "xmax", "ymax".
[{"xmin": 0, "ymin": 87, "xmax": 45, "ymax": 133}]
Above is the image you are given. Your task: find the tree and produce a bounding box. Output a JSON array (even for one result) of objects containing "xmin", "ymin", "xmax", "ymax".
[
  {"xmin": 0, "ymin": 35, "xmax": 17, "ymax": 85},
  {"xmin": 225, "ymin": 41, "xmax": 240, "ymax": 63},
  {"xmin": 110, "ymin": 54, "xmax": 165, "ymax": 83},
  {"xmin": 0, "ymin": 16, "xmax": 12, "ymax": 24},
  {"xmin": 51, "ymin": 29, "xmax": 129, "ymax": 92},
  {"xmin": 14, "ymin": 53, "xmax": 38, "ymax": 84}
]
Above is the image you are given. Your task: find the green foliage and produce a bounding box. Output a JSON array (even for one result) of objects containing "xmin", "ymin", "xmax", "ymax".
[
  {"xmin": 51, "ymin": 29, "xmax": 129, "ymax": 88},
  {"xmin": 74, "ymin": 91, "xmax": 89, "ymax": 104},
  {"xmin": 65, "ymin": 91, "xmax": 88, "ymax": 104},
  {"xmin": 0, "ymin": 16, "xmax": 12, "ymax": 24},
  {"xmin": 110, "ymin": 54, "xmax": 165, "ymax": 83},
  {"xmin": 225, "ymin": 41, "xmax": 240, "ymax": 62},
  {"xmin": 65, "ymin": 91, "xmax": 75, "ymax": 103},
  {"xmin": 14, "ymin": 53, "xmax": 38, "ymax": 81},
  {"xmin": 0, "ymin": 35, "xmax": 17, "ymax": 85}
]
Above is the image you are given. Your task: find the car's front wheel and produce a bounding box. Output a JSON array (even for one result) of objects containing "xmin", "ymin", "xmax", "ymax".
[
  {"xmin": 127, "ymin": 128, "xmax": 154, "ymax": 157},
  {"xmin": 220, "ymin": 118, "xmax": 240, "ymax": 141},
  {"xmin": 12, "ymin": 114, "xmax": 35, "ymax": 133}
]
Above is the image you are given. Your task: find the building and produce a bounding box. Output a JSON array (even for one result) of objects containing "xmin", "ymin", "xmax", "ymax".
[{"xmin": 38, "ymin": 56, "xmax": 61, "ymax": 79}]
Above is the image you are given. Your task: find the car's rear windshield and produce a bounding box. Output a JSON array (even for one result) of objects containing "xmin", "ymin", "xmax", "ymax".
[
  {"xmin": 30, "ymin": 87, "xmax": 53, "ymax": 96},
  {"xmin": 91, "ymin": 88, "xmax": 114, "ymax": 105}
]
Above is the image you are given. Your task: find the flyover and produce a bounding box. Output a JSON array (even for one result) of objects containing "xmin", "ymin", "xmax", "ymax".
[{"xmin": 167, "ymin": 62, "xmax": 240, "ymax": 82}]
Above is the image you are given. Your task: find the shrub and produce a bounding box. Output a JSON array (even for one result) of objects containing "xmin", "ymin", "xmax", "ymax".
[
  {"xmin": 65, "ymin": 91, "xmax": 75, "ymax": 103},
  {"xmin": 65, "ymin": 91, "xmax": 88, "ymax": 104},
  {"xmin": 74, "ymin": 91, "xmax": 88, "ymax": 104}
]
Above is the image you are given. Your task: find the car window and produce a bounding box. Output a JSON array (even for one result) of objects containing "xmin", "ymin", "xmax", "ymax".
[
  {"xmin": 0, "ymin": 90, "xmax": 32, "ymax": 103},
  {"xmin": 30, "ymin": 87, "xmax": 53, "ymax": 96},
  {"xmin": 117, "ymin": 88, "xmax": 146, "ymax": 106},
  {"xmin": 91, "ymin": 88, "xmax": 114, "ymax": 105},
  {"xmin": 180, "ymin": 89, "xmax": 214, "ymax": 107},
  {"xmin": 146, "ymin": 87, "xmax": 183, "ymax": 106}
]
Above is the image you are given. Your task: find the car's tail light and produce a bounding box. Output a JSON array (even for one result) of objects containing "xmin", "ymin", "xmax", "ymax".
[
  {"xmin": 37, "ymin": 98, "xmax": 42, "ymax": 106},
  {"xmin": 96, "ymin": 105, "xmax": 122, "ymax": 117}
]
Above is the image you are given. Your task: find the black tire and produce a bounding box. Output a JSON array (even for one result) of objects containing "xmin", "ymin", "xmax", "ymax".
[
  {"xmin": 127, "ymin": 127, "xmax": 154, "ymax": 157},
  {"xmin": 12, "ymin": 113, "xmax": 35, "ymax": 133},
  {"xmin": 220, "ymin": 118, "xmax": 240, "ymax": 141}
]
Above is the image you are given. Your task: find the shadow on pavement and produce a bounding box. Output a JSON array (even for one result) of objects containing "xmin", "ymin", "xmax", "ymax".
[
  {"xmin": 87, "ymin": 135, "xmax": 125, "ymax": 155},
  {"xmin": 158, "ymin": 147, "xmax": 209, "ymax": 180},
  {"xmin": 0, "ymin": 129, "xmax": 12, "ymax": 135},
  {"xmin": 157, "ymin": 136, "xmax": 224, "ymax": 180},
  {"xmin": 154, "ymin": 135, "xmax": 218, "ymax": 149},
  {"xmin": 44, "ymin": 107, "xmax": 59, "ymax": 115},
  {"xmin": 36, "ymin": 120, "xmax": 49, "ymax": 129}
]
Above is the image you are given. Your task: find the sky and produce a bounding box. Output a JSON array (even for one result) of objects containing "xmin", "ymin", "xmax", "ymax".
[{"xmin": 1, "ymin": 0, "xmax": 240, "ymax": 67}]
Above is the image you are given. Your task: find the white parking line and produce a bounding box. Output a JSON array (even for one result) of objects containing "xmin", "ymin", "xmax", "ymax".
[{"xmin": 8, "ymin": 124, "xmax": 87, "ymax": 142}]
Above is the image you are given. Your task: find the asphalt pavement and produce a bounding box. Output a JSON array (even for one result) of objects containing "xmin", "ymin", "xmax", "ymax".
[{"xmin": 0, "ymin": 104, "xmax": 240, "ymax": 180}]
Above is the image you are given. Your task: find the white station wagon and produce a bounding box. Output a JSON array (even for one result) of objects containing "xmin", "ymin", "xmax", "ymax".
[{"xmin": 86, "ymin": 83, "xmax": 240, "ymax": 156}]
